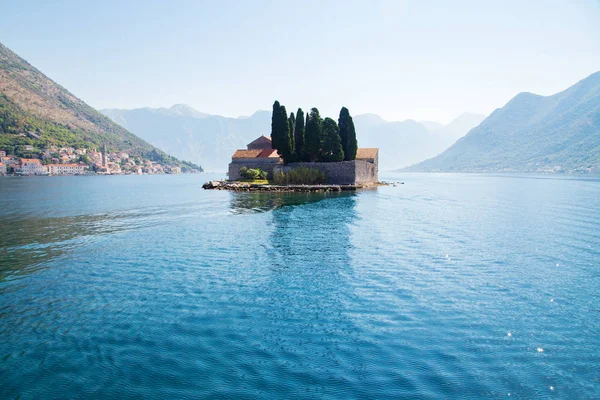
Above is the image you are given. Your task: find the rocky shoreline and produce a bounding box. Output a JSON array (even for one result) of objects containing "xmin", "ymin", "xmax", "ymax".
[{"xmin": 202, "ymin": 180, "xmax": 387, "ymax": 192}]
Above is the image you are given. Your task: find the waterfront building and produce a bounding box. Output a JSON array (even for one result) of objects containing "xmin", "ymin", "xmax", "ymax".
[
  {"xmin": 228, "ymin": 136, "xmax": 281, "ymax": 180},
  {"xmin": 47, "ymin": 163, "xmax": 88, "ymax": 175},
  {"xmin": 19, "ymin": 159, "xmax": 46, "ymax": 175},
  {"xmin": 0, "ymin": 162, "xmax": 6, "ymax": 175},
  {"xmin": 356, "ymin": 148, "xmax": 379, "ymax": 170},
  {"xmin": 1, "ymin": 155, "xmax": 17, "ymax": 165}
]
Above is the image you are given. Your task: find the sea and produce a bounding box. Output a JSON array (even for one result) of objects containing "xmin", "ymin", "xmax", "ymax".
[{"xmin": 1, "ymin": 173, "xmax": 599, "ymax": 399}]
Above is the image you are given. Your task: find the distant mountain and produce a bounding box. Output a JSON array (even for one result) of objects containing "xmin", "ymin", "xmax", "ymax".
[
  {"xmin": 354, "ymin": 113, "xmax": 486, "ymax": 170},
  {"xmin": 405, "ymin": 71, "xmax": 600, "ymax": 173},
  {"xmin": 0, "ymin": 41, "xmax": 200, "ymax": 171},
  {"xmin": 103, "ymin": 106, "xmax": 484, "ymax": 171},
  {"xmin": 102, "ymin": 106, "xmax": 271, "ymax": 171}
]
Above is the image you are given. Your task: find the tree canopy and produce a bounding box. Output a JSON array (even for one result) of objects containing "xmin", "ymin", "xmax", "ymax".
[
  {"xmin": 338, "ymin": 107, "xmax": 358, "ymax": 161},
  {"xmin": 294, "ymin": 108, "xmax": 305, "ymax": 161},
  {"xmin": 270, "ymin": 102, "xmax": 358, "ymax": 164},
  {"xmin": 270, "ymin": 101, "xmax": 293, "ymax": 162},
  {"xmin": 321, "ymin": 117, "xmax": 344, "ymax": 162},
  {"xmin": 304, "ymin": 108, "xmax": 323, "ymax": 162}
]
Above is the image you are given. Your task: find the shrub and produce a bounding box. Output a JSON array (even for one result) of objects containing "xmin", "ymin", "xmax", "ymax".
[
  {"xmin": 239, "ymin": 167, "xmax": 268, "ymax": 181},
  {"xmin": 273, "ymin": 167, "xmax": 327, "ymax": 185}
]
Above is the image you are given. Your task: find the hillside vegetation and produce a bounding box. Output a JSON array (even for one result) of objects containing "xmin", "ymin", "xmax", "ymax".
[{"xmin": 0, "ymin": 41, "xmax": 201, "ymax": 171}]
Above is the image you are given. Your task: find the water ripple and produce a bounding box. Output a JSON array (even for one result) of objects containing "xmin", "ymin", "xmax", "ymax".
[{"xmin": 1, "ymin": 174, "xmax": 599, "ymax": 398}]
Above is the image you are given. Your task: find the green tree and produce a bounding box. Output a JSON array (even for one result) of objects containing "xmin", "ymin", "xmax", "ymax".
[
  {"xmin": 270, "ymin": 101, "xmax": 293, "ymax": 163},
  {"xmin": 321, "ymin": 117, "xmax": 344, "ymax": 162},
  {"xmin": 270, "ymin": 100, "xmax": 282, "ymax": 150},
  {"xmin": 304, "ymin": 108, "xmax": 323, "ymax": 162},
  {"xmin": 288, "ymin": 112, "xmax": 296, "ymax": 155},
  {"xmin": 294, "ymin": 108, "xmax": 305, "ymax": 161},
  {"xmin": 79, "ymin": 154, "xmax": 91, "ymax": 165},
  {"xmin": 278, "ymin": 105, "xmax": 293, "ymax": 162},
  {"xmin": 338, "ymin": 107, "xmax": 358, "ymax": 160}
]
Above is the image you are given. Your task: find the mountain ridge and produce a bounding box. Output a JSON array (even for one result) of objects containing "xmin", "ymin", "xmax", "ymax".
[
  {"xmin": 404, "ymin": 71, "xmax": 600, "ymax": 173},
  {"xmin": 102, "ymin": 105, "xmax": 485, "ymax": 171}
]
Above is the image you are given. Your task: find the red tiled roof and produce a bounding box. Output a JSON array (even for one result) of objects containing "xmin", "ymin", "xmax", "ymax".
[
  {"xmin": 257, "ymin": 149, "xmax": 280, "ymax": 158},
  {"xmin": 247, "ymin": 135, "xmax": 272, "ymax": 146},
  {"xmin": 356, "ymin": 148, "xmax": 379, "ymax": 159},
  {"xmin": 20, "ymin": 158, "xmax": 42, "ymax": 165},
  {"xmin": 232, "ymin": 149, "xmax": 263, "ymax": 159}
]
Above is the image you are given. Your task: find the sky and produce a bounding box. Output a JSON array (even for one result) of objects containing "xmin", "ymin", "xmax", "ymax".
[{"xmin": 1, "ymin": 0, "xmax": 599, "ymax": 123}]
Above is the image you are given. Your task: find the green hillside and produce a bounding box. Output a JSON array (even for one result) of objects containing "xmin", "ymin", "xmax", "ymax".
[{"xmin": 0, "ymin": 41, "xmax": 201, "ymax": 171}]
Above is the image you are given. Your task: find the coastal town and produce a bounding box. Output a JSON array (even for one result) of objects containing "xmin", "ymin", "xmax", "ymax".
[{"xmin": 0, "ymin": 145, "xmax": 182, "ymax": 176}]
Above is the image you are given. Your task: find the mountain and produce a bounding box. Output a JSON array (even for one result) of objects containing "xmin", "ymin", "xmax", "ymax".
[
  {"xmin": 405, "ymin": 72, "xmax": 600, "ymax": 173},
  {"xmin": 101, "ymin": 107, "xmax": 271, "ymax": 171},
  {"xmin": 0, "ymin": 41, "xmax": 201, "ymax": 171},
  {"xmin": 354, "ymin": 113, "xmax": 486, "ymax": 170},
  {"xmin": 103, "ymin": 106, "xmax": 484, "ymax": 171}
]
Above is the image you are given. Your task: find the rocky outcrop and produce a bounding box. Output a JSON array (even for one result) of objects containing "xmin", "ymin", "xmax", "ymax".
[{"xmin": 202, "ymin": 180, "xmax": 378, "ymax": 192}]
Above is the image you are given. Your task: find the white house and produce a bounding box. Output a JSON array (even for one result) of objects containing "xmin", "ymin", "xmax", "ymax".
[
  {"xmin": 20, "ymin": 159, "xmax": 46, "ymax": 175},
  {"xmin": 48, "ymin": 163, "xmax": 88, "ymax": 175}
]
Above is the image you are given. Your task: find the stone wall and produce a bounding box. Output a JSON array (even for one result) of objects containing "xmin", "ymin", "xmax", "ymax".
[
  {"xmin": 228, "ymin": 161, "xmax": 280, "ymax": 180},
  {"xmin": 273, "ymin": 160, "xmax": 377, "ymax": 185},
  {"xmin": 354, "ymin": 159, "xmax": 378, "ymax": 184}
]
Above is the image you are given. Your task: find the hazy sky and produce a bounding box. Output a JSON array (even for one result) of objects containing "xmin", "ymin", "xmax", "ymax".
[{"xmin": 1, "ymin": 0, "xmax": 599, "ymax": 123}]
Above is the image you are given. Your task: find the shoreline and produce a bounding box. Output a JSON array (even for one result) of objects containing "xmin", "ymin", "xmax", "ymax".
[
  {"xmin": 203, "ymin": 180, "xmax": 389, "ymax": 192},
  {"xmin": 0, "ymin": 172, "xmax": 202, "ymax": 177}
]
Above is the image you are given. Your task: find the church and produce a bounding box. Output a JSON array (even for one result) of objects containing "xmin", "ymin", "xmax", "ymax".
[{"xmin": 228, "ymin": 135, "xmax": 379, "ymax": 185}]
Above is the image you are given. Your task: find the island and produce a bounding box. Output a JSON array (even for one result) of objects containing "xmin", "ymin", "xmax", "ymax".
[{"xmin": 204, "ymin": 102, "xmax": 379, "ymax": 192}]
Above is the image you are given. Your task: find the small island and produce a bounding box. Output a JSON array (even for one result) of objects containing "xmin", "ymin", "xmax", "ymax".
[{"xmin": 204, "ymin": 102, "xmax": 379, "ymax": 192}]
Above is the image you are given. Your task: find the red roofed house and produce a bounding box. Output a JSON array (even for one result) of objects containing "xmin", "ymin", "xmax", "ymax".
[
  {"xmin": 246, "ymin": 135, "xmax": 274, "ymax": 150},
  {"xmin": 0, "ymin": 162, "xmax": 6, "ymax": 175},
  {"xmin": 228, "ymin": 136, "xmax": 282, "ymax": 180},
  {"xmin": 356, "ymin": 148, "xmax": 379, "ymax": 170},
  {"xmin": 19, "ymin": 158, "xmax": 47, "ymax": 175},
  {"xmin": 1, "ymin": 155, "xmax": 17, "ymax": 165}
]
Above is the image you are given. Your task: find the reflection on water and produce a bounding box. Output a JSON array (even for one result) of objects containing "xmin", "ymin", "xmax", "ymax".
[
  {"xmin": 0, "ymin": 208, "xmax": 174, "ymax": 282},
  {"xmin": 0, "ymin": 213, "xmax": 112, "ymax": 282},
  {"xmin": 229, "ymin": 191, "xmax": 356, "ymax": 214}
]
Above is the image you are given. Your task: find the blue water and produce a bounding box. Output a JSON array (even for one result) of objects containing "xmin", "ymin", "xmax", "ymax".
[{"xmin": 1, "ymin": 173, "xmax": 599, "ymax": 399}]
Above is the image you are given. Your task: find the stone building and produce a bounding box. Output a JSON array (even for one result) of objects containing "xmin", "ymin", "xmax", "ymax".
[
  {"xmin": 228, "ymin": 136, "xmax": 282, "ymax": 180},
  {"xmin": 246, "ymin": 135, "xmax": 273, "ymax": 150},
  {"xmin": 356, "ymin": 148, "xmax": 379, "ymax": 171},
  {"xmin": 228, "ymin": 135, "xmax": 379, "ymax": 184}
]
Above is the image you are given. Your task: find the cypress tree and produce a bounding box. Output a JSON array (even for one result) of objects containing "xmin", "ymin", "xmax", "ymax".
[
  {"xmin": 294, "ymin": 108, "xmax": 305, "ymax": 161},
  {"xmin": 288, "ymin": 112, "xmax": 296, "ymax": 156},
  {"xmin": 321, "ymin": 117, "xmax": 344, "ymax": 162},
  {"xmin": 270, "ymin": 101, "xmax": 281, "ymax": 150},
  {"xmin": 304, "ymin": 108, "xmax": 323, "ymax": 162},
  {"xmin": 278, "ymin": 105, "xmax": 293, "ymax": 163},
  {"xmin": 338, "ymin": 107, "xmax": 358, "ymax": 160},
  {"xmin": 270, "ymin": 101, "xmax": 293, "ymax": 163}
]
